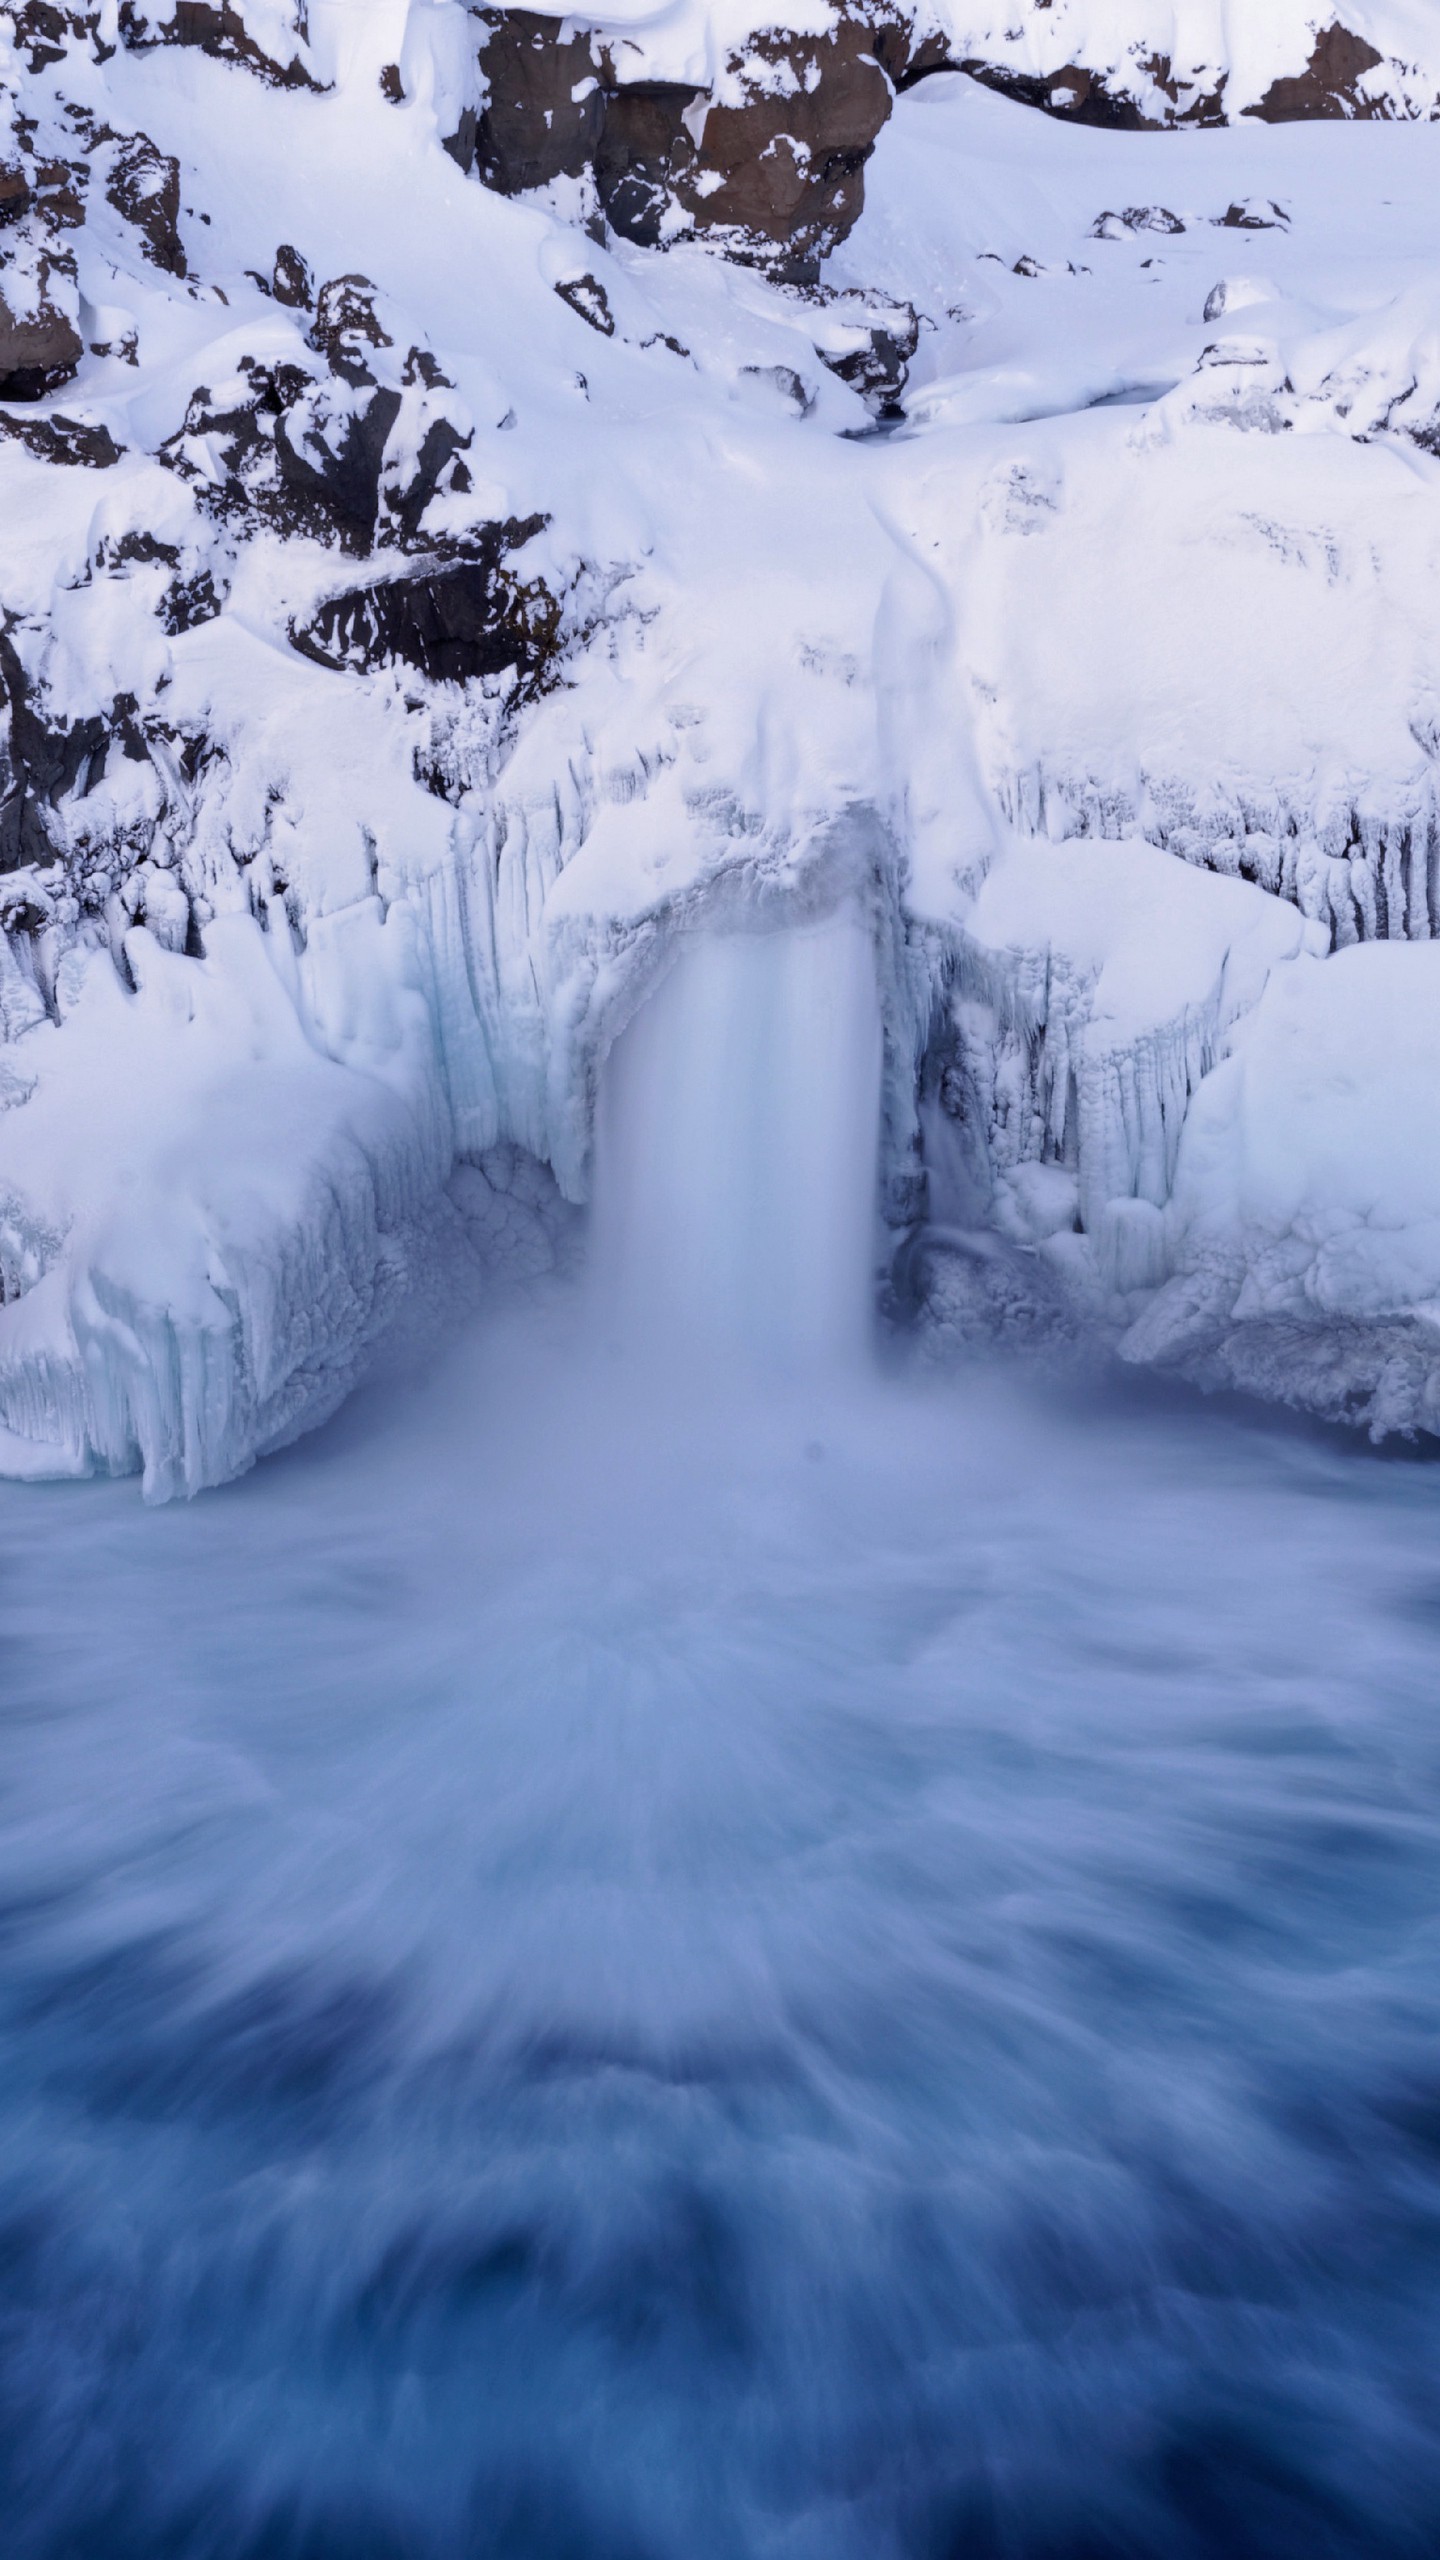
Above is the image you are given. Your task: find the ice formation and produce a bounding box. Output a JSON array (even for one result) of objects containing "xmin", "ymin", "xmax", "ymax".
[{"xmin": 3, "ymin": 0, "xmax": 1440, "ymax": 1487}]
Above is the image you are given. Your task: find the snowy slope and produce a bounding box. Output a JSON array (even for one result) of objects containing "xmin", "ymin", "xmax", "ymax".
[{"xmin": 4, "ymin": 7, "xmax": 1440, "ymax": 1485}]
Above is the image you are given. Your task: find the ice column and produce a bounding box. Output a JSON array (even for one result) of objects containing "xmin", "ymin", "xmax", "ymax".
[{"xmin": 593, "ymin": 912, "xmax": 883, "ymax": 1369}]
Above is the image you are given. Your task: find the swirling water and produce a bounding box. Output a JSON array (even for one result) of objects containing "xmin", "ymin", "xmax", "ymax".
[
  {"xmin": 4, "ymin": 912, "xmax": 1440, "ymax": 2559},
  {"xmin": 1, "ymin": 1307, "xmax": 1440, "ymax": 2560}
]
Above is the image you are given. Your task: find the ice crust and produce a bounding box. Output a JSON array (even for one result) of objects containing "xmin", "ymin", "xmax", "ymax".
[{"xmin": 5, "ymin": 30, "xmax": 1440, "ymax": 1485}]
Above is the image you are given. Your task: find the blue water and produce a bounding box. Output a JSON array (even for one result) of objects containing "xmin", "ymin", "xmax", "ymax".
[{"xmin": 2, "ymin": 1307, "xmax": 1440, "ymax": 2560}]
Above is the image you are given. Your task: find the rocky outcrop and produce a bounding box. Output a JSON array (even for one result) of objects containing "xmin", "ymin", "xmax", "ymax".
[
  {"xmin": 0, "ymin": 411, "xmax": 121, "ymax": 465},
  {"xmin": 1249, "ymin": 22, "xmax": 1386, "ymax": 121},
  {"xmin": 882, "ymin": 9, "xmax": 1429, "ymax": 133},
  {"xmin": 10, "ymin": 0, "xmax": 111, "ymax": 75},
  {"xmin": 99, "ymin": 130, "xmax": 187, "ymax": 275},
  {"xmin": 271, "ymin": 242, "xmax": 313, "ymax": 309},
  {"xmin": 812, "ymin": 286, "xmax": 918, "ymax": 410},
  {"xmin": 289, "ymin": 523, "xmax": 559, "ymax": 689},
  {"xmin": 0, "ymin": 275, "xmax": 82, "ymax": 399},
  {"xmin": 0, "ymin": 210, "xmax": 82, "ymax": 398},
  {"xmin": 0, "ymin": 119, "xmax": 85, "ymax": 400},
  {"xmin": 0, "ymin": 628, "xmax": 150, "ymax": 875},
  {"xmin": 115, "ymin": 0, "xmax": 321, "ymax": 89},
  {"xmin": 473, "ymin": 12, "xmax": 607, "ymax": 196},
  {"xmin": 936, "ymin": 44, "xmax": 1229, "ymax": 130},
  {"xmin": 474, "ymin": 9, "xmax": 894, "ymax": 282},
  {"xmin": 161, "ymin": 278, "xmax": 477, "ymax": 554},
  {"xmin": 464, "ymin": 4, "xmax": 1431, "ymax": 276}
]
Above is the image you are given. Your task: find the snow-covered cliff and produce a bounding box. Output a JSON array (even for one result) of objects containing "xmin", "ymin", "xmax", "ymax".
[{"xmin": 4, "ymin": 0, "xmax": 1440, "ymax": 1487}]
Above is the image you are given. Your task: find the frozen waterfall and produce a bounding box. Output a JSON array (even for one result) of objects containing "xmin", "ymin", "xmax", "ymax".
[{"xmin": 592, "ymin": 912, "xmax": 883, "ymax": 1369}]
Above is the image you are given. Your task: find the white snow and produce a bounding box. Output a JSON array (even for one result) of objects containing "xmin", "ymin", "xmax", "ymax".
[
  {"xmin": 953, "ymin": 834, "xmax": 1320, "ymax": 1288},
  {"xmin": 0, "ymin": 909, "xmax": 448, "ymax": 1496}
]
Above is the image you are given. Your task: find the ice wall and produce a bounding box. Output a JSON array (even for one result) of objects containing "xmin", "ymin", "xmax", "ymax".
[{"xmin": 0, "ymin": 910, "xmax": 453, "ymax": 1499}]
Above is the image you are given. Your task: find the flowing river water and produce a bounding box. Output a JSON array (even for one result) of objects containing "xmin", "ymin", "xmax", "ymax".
[{"xmin": 2, "ymin": 921, "xmax": 1439, "ymax": 2558}]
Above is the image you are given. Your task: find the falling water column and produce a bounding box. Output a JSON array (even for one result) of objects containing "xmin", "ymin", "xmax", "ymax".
[{"xmin": 593, "ymin": 910, "xmax": 883, "ymax": 1370}]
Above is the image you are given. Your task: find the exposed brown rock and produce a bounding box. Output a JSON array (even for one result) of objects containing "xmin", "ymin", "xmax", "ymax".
[
  {"xmin": 1090, "ymin": 204, "xmax": 1185, "ymax": 237},
  {"xmin": 103, "ymin": 132, "xmax": 187, "ymax": 275},
  {"xmin": 946, "ymin": 15, "xmax": 1391, "ymax": 131},
  {"xmin": 0, "ymin": 280, "xmax": 83, "ymax": 401},
  {"xmin": 440, "ymin": 106, "xmax": 478, "ymax": 174},
  {"xmin": 273, "ymin": 384, "xmax": 402, "ymax": 548},
  {"xmin": 117, "ymin": 0, "xmax": 321, "ymax": 91},
  {"xmin": 813, "ymin": 287, "xmax": 918, "ymax": 411},
  {"xmin": 676, "ymin": 19, "xmax": 893, "ymax": 278},
  {"xmin": 1219, "ymin": 198, "xmax": 1290, "ymax": 230},
  {"xmin": 10, "ymin": 0, "xmax": 113, "ymax": 73},
  {"xmin": 869, "ymin": 20, "xmax": 953, "ymax": 91},
  {"xmin": 12, "ymin": 0, "xmax": 68, "ymax": 71},
  {"xmin": 592, "ymin": 82, "xmax": 701, "ymax": 246},
  {"xmin": 0, "ymin": 170, "xmax": 30, "ymax": 226},
  {"xmin": 91, "ymin": 528, "xmax": 223, "ymax": 629},
  {"xmin": 1250, "ymin": 22, "xmax": 1386, "ymax": 121},
  {"xmin": 0, "ymin": 627, "xmax": 142, "ymax": 874},
  {"xmin": 1139, "ymin": 51, "xmax": 1228, "ymax": 125},
  {"xmin": 163, "ymin": 356, "xmax": 405, "ymax": 553},
  {"xmin": 31, "ymin": 161, "xmax": 88, "ymax": 228},
  {"xmin": 161, "ymin": 308, "xmax": 471, "ymax": 556},
  {"xmin": 475, "ymin": 9, "xmax": 894, "ymax": 282}
]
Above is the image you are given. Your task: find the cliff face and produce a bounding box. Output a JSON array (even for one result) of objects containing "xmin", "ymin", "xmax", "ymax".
[
  {"xmin": 471, "ymin": 9, "xmax": 893, "ymax": 283},
  {"xmin": 4, "ymin": 0, "xmax": 1440, "ymax": 1491},
  {"xmin": 424, "ymin": 3, "xmax": 1440, "ymax": 277},
  {"xmin": 9, "ymin": 2, "xmax": 1435, "ymax": 320}
]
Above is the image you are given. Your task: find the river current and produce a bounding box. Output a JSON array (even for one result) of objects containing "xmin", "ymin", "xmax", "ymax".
[{"xmin": 2, "ymin": 1298, "xmax": 1439, "ymax": 2560}]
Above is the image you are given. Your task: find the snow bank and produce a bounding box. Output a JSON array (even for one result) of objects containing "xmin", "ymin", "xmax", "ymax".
[
  {"xmin": 0, "ymin": 909, "xmax": 449, "ymax": 1496},
  {"xmin": 1122, "ymin": 942, "xmax": 1440, "ymax": 1432},
  {"xmin": 846, "ymin": 78, "xmax": 1440, "ymax": 949}
]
